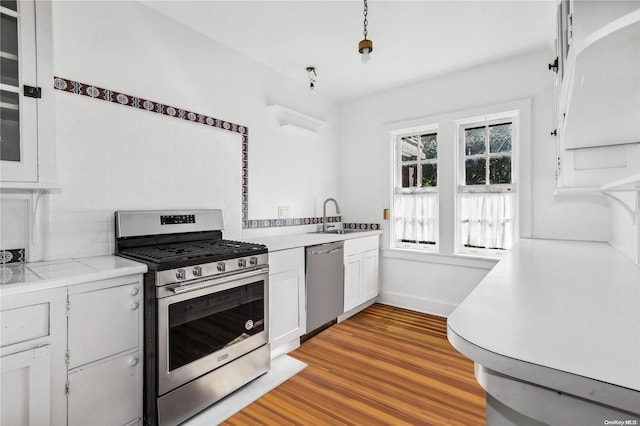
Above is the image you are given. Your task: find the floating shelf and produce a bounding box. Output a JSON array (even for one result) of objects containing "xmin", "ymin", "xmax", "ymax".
[
  {"xmin": 266, "ymin": 103, "xmax": 329, "ymax": 133},
  {"xmin": 555, "ymin": 173, "xmax": 640, "ymax": 222},
  {"xmin": 560, "ymin": 9, "xmax": 640, "ymax": 149},
  {"xmin": 601, "ymin": 172, "xmax": 640, "ymax": 192}
]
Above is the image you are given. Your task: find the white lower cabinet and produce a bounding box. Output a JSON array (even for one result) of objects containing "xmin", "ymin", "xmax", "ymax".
[
  {"xmin": 66, "ymin": 276, "xmax": 143, "ymax": 426},
  {"xmin": 343, "ymin": 236, "xmax": 380, "ymax": 313},
  {"xmin": 0, "ymin": 287, "xmax": 66, "ymax": 425},
  {"xmin": 0, "ymin": 273, "xmax": 143, "ymax": 426},
  {"xmin": 269, "ymin": 247, "xmax": 305, "ymax": 357},
  {"xmin": 1, "ymin": 345, "xmax": 51, "ymax": 426},
  {"xmin": 67, "ymin": 350, "xmax": 140, "ymax": 426}
]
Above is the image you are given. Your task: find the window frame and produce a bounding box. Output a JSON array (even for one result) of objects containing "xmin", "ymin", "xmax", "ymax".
[
  {"xmin": 455, "ymin": 111, "xmax": 520, "ymax": 257},
  {"xmin": 390, "ymin": 124, "xmax": 440, "ymax": 252}
]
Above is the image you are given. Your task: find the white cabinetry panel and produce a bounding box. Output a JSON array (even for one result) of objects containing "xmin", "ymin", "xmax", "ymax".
[
  {"xmin": 0, "ymin": 302, "xmax": 49, "ymax": 347},
  {"xmin": 343, "ymin": 236, "xmax": 380, "ymax": 313},
  {"xmin": 68, "ymin": 281, "xmax": 140, "ymax": 369},
  {"xmin": 268, "ymin": 248, "xmax": 305, "ymax": 357},
  {"xmin": 1, "ymin": 345, "xmax": 50, "ymax": 426},
  {"xmin": 67, "ymin": 350, "xmax": 140, "ymax": 426}
]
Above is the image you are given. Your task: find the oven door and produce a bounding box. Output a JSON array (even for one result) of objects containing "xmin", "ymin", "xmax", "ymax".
[{"xmin": 156, "ymin": 267, "xmax": 269, "ymax": 396}]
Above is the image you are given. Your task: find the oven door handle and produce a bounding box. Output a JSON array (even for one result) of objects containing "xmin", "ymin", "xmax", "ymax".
[{"xmin": 169, "ymin": 267, "xmax": 268, "ymax": 294}]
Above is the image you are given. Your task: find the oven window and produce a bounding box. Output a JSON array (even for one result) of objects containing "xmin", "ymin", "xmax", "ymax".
[{"xmin": 168, "ymin": 280, "xmax": 264, "ymax": 371}]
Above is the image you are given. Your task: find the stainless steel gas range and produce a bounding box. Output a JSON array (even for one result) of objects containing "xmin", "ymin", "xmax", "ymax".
[{"xmin": 115, "ymin": 209, "xmax": 270, "ymax": 426}]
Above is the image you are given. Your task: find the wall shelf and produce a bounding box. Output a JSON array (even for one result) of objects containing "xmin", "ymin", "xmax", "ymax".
[
  {"xmin": 559, "ymin": 9, "xmax": 640, "ymax": 150},
  {"xmin": 266, "ymin": 103, "xmax": 328, "ymax": 133},
  {"xmin": 555, "ymin": 173, "xmax": 640, "ymax": 223}
]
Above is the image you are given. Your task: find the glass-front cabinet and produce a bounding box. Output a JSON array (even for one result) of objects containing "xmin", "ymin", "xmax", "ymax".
[{"xmin": 0, "ymin": 0, "xmax": 55, "ymax": 186}]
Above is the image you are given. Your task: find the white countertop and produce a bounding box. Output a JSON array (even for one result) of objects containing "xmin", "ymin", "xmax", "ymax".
[
  {"xmin": 1, "ymin": 255, "xmax": 148, "ymax": 296},
  {"xmin": 447, "ymin": 238, "xmax": 640, "ymax": 408},
  {"xmin": 246, "ymin": 230, "xmax": 382, "ymax": 252}
]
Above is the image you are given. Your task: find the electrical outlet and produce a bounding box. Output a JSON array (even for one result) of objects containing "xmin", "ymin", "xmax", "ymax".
[{"xmin": 278, "ymin": 206, "xmax": 290, "ymax": 219}]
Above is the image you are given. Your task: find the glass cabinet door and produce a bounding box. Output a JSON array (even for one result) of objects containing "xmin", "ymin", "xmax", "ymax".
[{"xmin": 1, "ymin": 0, "xmax": 38, "ymax": 182}]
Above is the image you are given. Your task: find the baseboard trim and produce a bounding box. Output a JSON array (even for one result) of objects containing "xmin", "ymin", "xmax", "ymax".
[{"xmin": 378, "ymin": 291, "xmax": 457, "ymax": 317}]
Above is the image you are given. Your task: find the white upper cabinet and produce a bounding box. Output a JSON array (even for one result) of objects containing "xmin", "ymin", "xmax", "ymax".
[
  {"xmin": 0, "ymin": 0, "xmax": 55, "ymax": 187},
  {"xmin": 556, "ymin": 1, "xmax": 640, "ymax": 150}
]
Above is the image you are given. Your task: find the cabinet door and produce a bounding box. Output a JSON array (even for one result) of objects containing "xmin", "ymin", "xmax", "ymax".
[
  {"xmin": 68, "ymin": 282, "xmax": 140, "ymax": 369},
  {"xmin": 68, "ymin": 350, "xmax": 140, "ymax": 426},
  {"xmin": 270, "ymin": 269, "xmax": 303, "ymax": 346},
  {"xmin": 362, "ymin": 249, "xmax": 379, "ymax": 301},
  {"xmin": 0, "ymin": 0, "xmax": 38, "ymax": 182},
  {"xmin": 344, "ymin": 254, "xmax": 361, "ymax": 312},
  {"xmin": 1, "ymin": 345, "xmax": 50, "ymax": 425}
]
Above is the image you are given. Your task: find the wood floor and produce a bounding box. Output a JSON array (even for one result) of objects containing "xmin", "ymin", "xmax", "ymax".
[{"xmin": 223, "ymin": 303, "xmax": 486, "ymax": 425}]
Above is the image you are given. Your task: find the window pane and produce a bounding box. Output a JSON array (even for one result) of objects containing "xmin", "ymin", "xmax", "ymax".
[
  {"xmin": 393, "ymin": 192, "xmax": 438, "ymax": 247},
  {"xmin": 460, "ymin": 193, "xmax": 514, "ymax": 250},
  {"xmin": 465, "ymin": 158, "xmax": 486, "ymax": 185},
  {"xmin": 465, "ymin": 127, "xmax": 485, "ymax": 156},
  {"xmin": 1, "ymin": 14, "xmax": 18, "ymax": 57},
  {"xmin": 400, "ymin": 136, "xmax": 418, "ymax": 161},
  {"xmin": 490, "ymin": 156, "xmax": 511, "ymax": 184},
  {"xmin": 420, "ymin": 134, "xmax": 437, "ymax": 160},
  {"xmin": 401, "ymin": 164, "xmax": 418, "ymax": 188},
  {"xmin": 489, "ymin": 123, "xmax": 512, "ymax": 153},
  {"xmin": 1, "ymin": 90, "xmax": 20, "ymax": 161},
  {"xmin": 421, "ymin": 163, "xmax": 437, "ymax": 187},
  {"xmin": 0, "ymin": 1, "xmax": 18, "ymax": 12}
]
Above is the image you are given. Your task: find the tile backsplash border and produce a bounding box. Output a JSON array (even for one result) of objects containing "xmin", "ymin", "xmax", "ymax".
[
  {"xmin": 53, "ymin": 77, "xmax": 379, "ymax": 232},
  {"xmin": 0, "ymin": 248, "xmax": 26, "ymax": 265}
]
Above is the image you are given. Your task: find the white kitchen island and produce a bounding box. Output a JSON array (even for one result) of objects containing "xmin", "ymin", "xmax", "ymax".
[{"xmin": 447, "ymin": 239, "xmax": 640, "ymax": 426}]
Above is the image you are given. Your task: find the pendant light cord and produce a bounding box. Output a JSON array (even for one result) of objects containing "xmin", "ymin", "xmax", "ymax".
[{"xmin": 363, "ymin": 0, "xmax": 368, "ymax": 40}]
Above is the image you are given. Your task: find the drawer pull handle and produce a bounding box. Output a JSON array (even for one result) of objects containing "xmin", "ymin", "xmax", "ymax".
[
  {"xmin": 130, "ymin": 288, "xmax": 139, "ymax": 296},
  {"xmin": 129, "ymin": 358, "xmax": 138, "ymax": 367},
  {"xmin": 130, "ymin": 302, "xmax": 139, "ymax": 310}
]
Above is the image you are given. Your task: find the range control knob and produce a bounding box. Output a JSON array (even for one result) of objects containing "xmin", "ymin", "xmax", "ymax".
[
  {"xmin": 217, "ymin": 262, "xmax": 226, "ymax": 272},
  {"xmin": 176, "ymin": 269, "xmax": 186, "ymax": 280},
  {"xmin": 249, "ymin": 257, "xmax": 259, "ymax": 266},
  {"xmin": 192, "ymin": 266, "xmax": 202, "ymax": 277},
  {"xmin": 238, "ymin": 258, "xmax": 247, "ymax": 268}
]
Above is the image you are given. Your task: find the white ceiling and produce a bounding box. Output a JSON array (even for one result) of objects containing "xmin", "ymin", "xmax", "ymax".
[{"xmin": 141, "ymin": 0, "xmax": 557, "ymax": 102}]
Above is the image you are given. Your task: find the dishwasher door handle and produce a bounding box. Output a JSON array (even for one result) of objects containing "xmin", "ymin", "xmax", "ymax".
[{"xmin": 309, "ymin": 247, "xmax": 342, "ymax": 255}]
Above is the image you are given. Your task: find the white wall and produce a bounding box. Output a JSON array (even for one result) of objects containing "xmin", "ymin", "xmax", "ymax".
[
  {"xmin": 339, "ymin": 48, "xmax": 611, "ymax": 316},
  {"xmin": 3, "ymin": 0, "xmax": 340, "ymax": 261}
]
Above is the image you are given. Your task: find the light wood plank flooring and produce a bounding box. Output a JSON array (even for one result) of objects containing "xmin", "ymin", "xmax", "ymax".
[{"xmin": 223, "ymin": 303, "xmax": 485, "ymax": 425}]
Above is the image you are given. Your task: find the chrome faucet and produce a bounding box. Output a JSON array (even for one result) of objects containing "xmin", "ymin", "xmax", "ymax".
[{"xmin": 322, "ymin": 198, "xmax": 341, "ymax": 232}]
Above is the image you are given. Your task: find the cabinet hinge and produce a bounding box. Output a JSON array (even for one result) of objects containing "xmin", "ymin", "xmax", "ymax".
[
  {"xmin": 65, "ymin": 299, "xmax": 70, "ymax": 316},
  {"xmin": 567, "ymin": 13, "xmax": 573, "ymax": 46},
  {"xmin": 65, "ymin": 381, "xmax": 70, "ymax": 396},
  {"xmin": 23, "ymin": 85, "xmax": 42, "ymax": 99},
  {"xmin": 65, "ymin": 349, "xmax": 70, "ymax": 366}
]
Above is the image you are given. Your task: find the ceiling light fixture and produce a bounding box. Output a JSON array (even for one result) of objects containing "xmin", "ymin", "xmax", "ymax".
[
  {"xmin": 358, "ymin": 0, "xmax": 373, "ymax": 64},
  {"xmin": 306, "ymin": 66, "xmax": 317, "ymax": 92}
]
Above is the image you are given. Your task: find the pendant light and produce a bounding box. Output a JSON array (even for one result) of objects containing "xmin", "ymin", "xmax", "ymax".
[{"xmin": 358, "ymin": 0, "xmax": 373, "ymax": 63}]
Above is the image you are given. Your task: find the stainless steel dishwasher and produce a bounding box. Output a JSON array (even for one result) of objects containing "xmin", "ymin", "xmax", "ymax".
[{"xmin": 305, "ymin": 241, "xmax": 344, "ymax": 334}]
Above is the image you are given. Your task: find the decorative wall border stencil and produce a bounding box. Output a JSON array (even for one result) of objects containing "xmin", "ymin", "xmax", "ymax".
[
  {"xmin": 0, "ymin": 248, "xmax": 25, "ymax": 265},
  {"xmin": 245, "ymin": 215, "xmax": 342, "ymax": 229},
  {"xmin": 53, "ymin": 78, "xmax": 379, "ymax": 233},
  {"xmin": 53, "ymin": 77, "xmax": 251, "ymax": 224},
  {"xmin": 344, "ymin": 223, "xmax": 380, "ymax": 231}
]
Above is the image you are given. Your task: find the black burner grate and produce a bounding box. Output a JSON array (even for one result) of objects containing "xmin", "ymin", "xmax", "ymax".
[{"xmin": 119, "ymin": 239, "xmax": 267, "ymax": 265}]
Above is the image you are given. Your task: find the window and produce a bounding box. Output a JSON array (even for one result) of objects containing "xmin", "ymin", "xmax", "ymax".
[
  {"xmin": 457, "ymin": 114, "xmax": 517, "ymax": 255},
  {"xmin": 392, "ymin": 128, "xmax": 438, "ymax": 250}
]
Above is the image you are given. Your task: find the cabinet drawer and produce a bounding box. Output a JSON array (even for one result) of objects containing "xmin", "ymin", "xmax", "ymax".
[
  {"xmin": 68, "ymin": 350, "xmax": 140, "ymax": 426},
  {"xmin": 68, "ymin": 283, "xmax": 140, "ymax": 369},
  {"xmin": 1, "ymin": 303, "xmax": 49, "ymax": 348},
  {"xmin": 344, "ymin": 235, "xmax": 379, "ymax": 257}
]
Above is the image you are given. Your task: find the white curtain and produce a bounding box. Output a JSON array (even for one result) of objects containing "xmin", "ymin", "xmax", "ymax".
[
  {"xmin": 460, "ymin": 193, "xmax": 514, "ymax": 250},
  {"xmin": 393, "ymin": 192, "xmax": 438, "ymax": 245}
]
